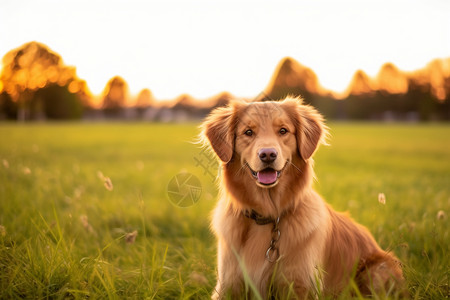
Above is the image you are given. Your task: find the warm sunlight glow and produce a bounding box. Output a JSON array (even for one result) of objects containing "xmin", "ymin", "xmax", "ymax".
[
  {"xmin": 0, "ymin": 0, "xmax": 448, "ymax": 124},
  {"xmin": 68, "ymin": 80, "xmax": 80, "ymax": 94},
  {"xmin": 101, "ymin": 76, "xmax": 129, "ymax": 109},
  {"xmin": 347, "ymin": 70, "xmax": 373, "ymax": 96},
  {"xmin": 1, "ymin": 0, "xmax": 448, "ymax": 100},
  {"xmin": 0, "ymin": 42, "xmax": 89, "ymax": 101},
  {"xmin": 424, "ymin": 59, "xmax": 450, "ymax": 100},
  {"xmin": 135, "ymin": 88, "xmax": 154, "ymax": 107},
  {"xmin": 376, "ymin": 63, "xmax": 409, "ymax": 94}
]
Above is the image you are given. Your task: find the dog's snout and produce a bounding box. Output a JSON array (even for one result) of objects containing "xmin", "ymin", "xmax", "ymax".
[{"xmin": 258, "ymin": 148, "xmax": 278, "ymax": 163}]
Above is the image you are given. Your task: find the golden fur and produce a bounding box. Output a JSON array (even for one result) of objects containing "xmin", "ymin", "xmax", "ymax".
[{"xmin": 201, "ymin": 97, "xmax": 404, "ymax": 299}]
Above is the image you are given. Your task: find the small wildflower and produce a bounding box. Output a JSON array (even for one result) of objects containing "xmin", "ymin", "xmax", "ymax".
[
  {"xmin": 378, "ymin": 193, "xmax": 386, "ymax": 205},
  {"xmin": 80, "ymin": 215, "xmax": 94, "ymax": 233},
  {"xmin": 80, "ymin": 215, "xmax": 89, "ymax": 228},
  {"xmin": 399, "ymin": 242, "xmax": 409, "ymax": 249},
  {"xmin": 2, "ymin": 159, "xmax": 9, "ymax": 168},
  {"xmin": 104, "ymin": 177, "xmax": 113, "ymax": 191},
  {"xmin": 0, "ymin": 225, "xmax": 6, "ymax": 237},
  {"xmin": 125, "ymin": 230, "xmax": 138, "ymax": 244},
  {"xmin": 73, "ymin": 186, "xmax": 83, "ymax": 199},
  {"xmin": 97, "ymin": 170, "xmax": 105, "ymax": 180},
  {"xmin": 189, "ymin": 271, "xmax": 209, "ymax": 285},
  {"xmin": 23, "ymin": 167, "xmax": 31, "ymax": 175},
  {"xmin": 437, "ymin": 210, "xmax": 446, "ymax": 220}
]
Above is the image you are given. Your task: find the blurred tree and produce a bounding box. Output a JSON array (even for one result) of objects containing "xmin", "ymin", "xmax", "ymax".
[
  {"xmin": 443, "ymin": 71, "xmax": 450, "ymax": 120},
  {"xmin": 376, "ymin": 63, "xmax": 408, "ymax": 95},
  {"xmin": 172, "ymin": 94, "xmax": 196, "ymax": 114},
  {"xmin": 34, "ymin": 85, "xmax": 83, "ymax": 119},
  {"xmin": 135, "ymin": 88, "xmax": 154, "ymax": 108},
  {"xmin": 410, "ymin": 58, "xmax": 450, "ymax": 120},
  {"xmin": 312, "ymin": 94, "xmax": 339, "ymax": 120},
  {"xmin": 264, "ymin": 57, "xmax": 320, "ymax": 103},
  {"xmin": 344, "ymin": 94, "xmax": 372, "ymax": 120},
  {"xmin": 101, "ymin": 76, "xmax": 129, "ymax": 117},
  {"xmin": 405, "ymin": 78, "xmax": 436, "ymax": 121},
  {"xmin": 375, "ymin": 63, "xmax": 410, "ymax": 119},
  {"xmin": 0, "ymin": 91, "xmax": 17, "ymax": 120},
  {"xmin": 426, "ymin": 59, "xmax": 448, "ymax": 101},
  {"xmin": 0, "ymin": 41, "xmax": 89, "ymax": 120},
  {"xmin": 135, "ymin": 88, "xmax": 154, "ymax": 119},
  {"xmin": 344, "ymin": 70, "xmax": 375, "ymax": 119}
]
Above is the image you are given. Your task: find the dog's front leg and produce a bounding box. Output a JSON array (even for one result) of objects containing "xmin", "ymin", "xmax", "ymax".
[{"xmin": 212, "ymin": 240, "xmax": 244, "ymax": 299}]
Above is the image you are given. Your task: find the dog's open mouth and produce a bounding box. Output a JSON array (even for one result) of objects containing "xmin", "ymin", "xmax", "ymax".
[
  {"xmin": 246, "ymin": 162, "xmax": 287, "ymax": 186},
  {"xmin": 251, "ymin": 168, "xmax": 280, "ymax": 185}
]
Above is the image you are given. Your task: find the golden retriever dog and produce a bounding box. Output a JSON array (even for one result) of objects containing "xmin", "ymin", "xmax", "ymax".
[{"xmin": 201, "ymin": 97, "xmax": 404, "ymax": 299}]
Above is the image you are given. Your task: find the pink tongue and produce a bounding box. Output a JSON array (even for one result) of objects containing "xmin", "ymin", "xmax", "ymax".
[{"xmin": 257, "ymin": 169, "xmax": 278, "ymax": 185}]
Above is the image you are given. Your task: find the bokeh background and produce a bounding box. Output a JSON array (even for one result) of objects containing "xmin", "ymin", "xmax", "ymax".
[
  {"xmin": 1, "ymin": 0, "xmax": 449, "ymax": 122},
  {"xmin": 0, "ymin": 1, "xmax": 449, "ymax": 299}
]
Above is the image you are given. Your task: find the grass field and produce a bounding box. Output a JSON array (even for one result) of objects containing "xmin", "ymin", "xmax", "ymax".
[{"xmin": 0, "ymin": 122, "xmax": 449, "ymax": 299}]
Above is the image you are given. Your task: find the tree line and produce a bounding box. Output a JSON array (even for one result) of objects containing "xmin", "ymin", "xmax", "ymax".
[
  {"xmin": 0, "ymin": 42, "xmax": 155, "ymax": 121},
  {"xmin": 263, "ymin": 57, "xmax": 450, "ymax": 121},
  {"xmin": 1, "ymin": 42, "xmax": 449, "ymax": 121}
]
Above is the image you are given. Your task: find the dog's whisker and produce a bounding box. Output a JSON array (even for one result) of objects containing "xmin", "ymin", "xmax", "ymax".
[
  {"xmin": 288, "ymin": 160, "xmax": 302, "ymax": 173},
  {"xmin": 237, "ymin": 163, "xmax": 248, "ymax": 176}
]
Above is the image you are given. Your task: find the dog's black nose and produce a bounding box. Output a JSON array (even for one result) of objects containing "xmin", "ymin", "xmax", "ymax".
[{"xmin": 258, "ymin": 148, "xmax": 278, "ymax": 163}]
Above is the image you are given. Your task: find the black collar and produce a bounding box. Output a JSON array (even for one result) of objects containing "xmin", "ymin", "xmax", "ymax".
[{"xmin": 243, "ymin": 209, "xmax": 276, "ymax": 225}]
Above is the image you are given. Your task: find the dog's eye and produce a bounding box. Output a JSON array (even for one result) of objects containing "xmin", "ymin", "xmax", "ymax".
[
  {"xmin": 244, "ymin": 129, "xmax": 253, "ymax": 136},
  {"xmin": 279, "ymin": 128, "xmax": 288, "ymax": 135}
]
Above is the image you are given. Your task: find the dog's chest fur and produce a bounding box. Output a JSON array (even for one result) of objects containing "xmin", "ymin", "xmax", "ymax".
[
  {"xmin": 239, "ymin": 222, "xmax": 275, "ymax": 282},
  {"xmin": 224, "ymin": 208, "xmax": 328, "ymax": 291}
]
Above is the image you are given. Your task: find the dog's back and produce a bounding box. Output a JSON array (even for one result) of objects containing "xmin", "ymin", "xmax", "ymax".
[{"xmin": 323, "ymin": 206, "xmax": 404, "ymax": 295}]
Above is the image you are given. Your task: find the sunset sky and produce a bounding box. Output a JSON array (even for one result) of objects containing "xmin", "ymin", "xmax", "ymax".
[{"xmin": 1, "ymin": 0, "xmax": 449, "ymax": 99}]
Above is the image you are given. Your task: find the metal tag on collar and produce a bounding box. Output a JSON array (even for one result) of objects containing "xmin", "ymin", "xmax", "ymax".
[{"xmin": 266, "ymin": 217, "xmax": 281, "ymax": 262}]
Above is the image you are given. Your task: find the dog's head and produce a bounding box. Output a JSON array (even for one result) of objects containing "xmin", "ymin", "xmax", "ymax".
[{"xmin": 201, "ymin": 96, "xmax": 327, "ymax": 188}]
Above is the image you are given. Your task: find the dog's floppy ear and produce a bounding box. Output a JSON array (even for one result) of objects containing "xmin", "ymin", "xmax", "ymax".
[
  {"xmin": 201, "ymin": 104, "xmax": 236, "ymax": 163},
  {"xmin": 284, "ymin": 97, "xmax": 328, "ymax": 160}
]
